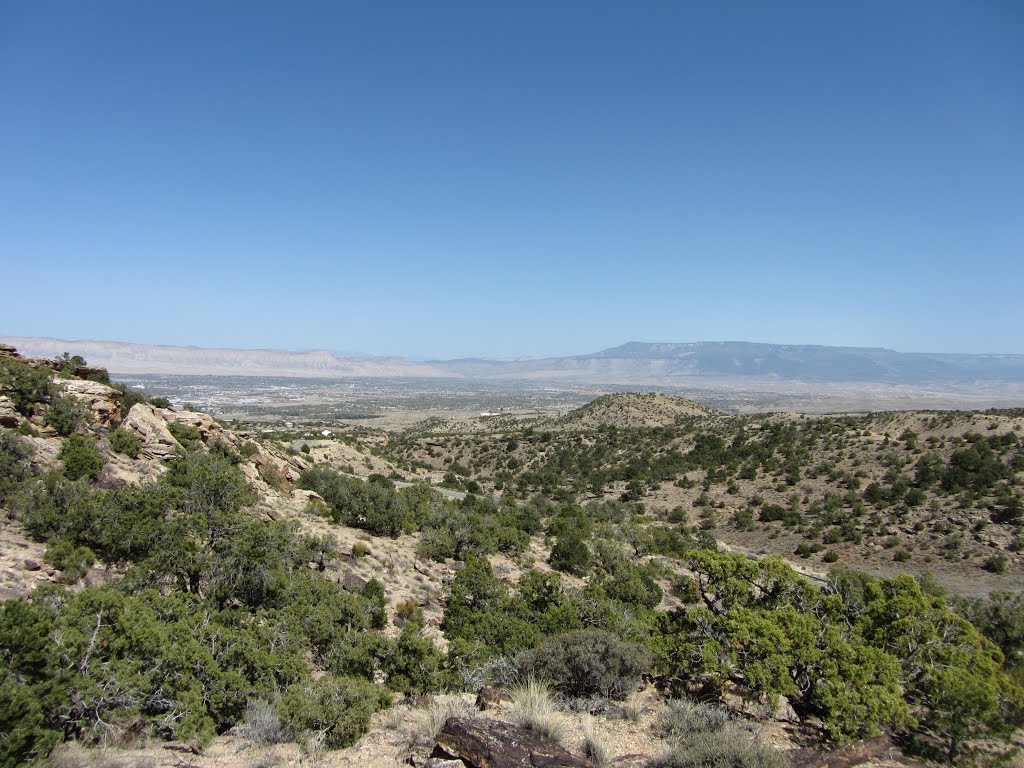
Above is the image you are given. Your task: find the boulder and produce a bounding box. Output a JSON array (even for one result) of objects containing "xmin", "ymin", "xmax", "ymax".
[
  {"xmin": 476, "ymin": 686, "xmax": 512, "ymax": 710},
  {"xmin": 121, "ymin": 404, "xmax": 181, "ymax": 459},
  {"xmin": 96, "ymin": 462, "xmax": 142, "ymax": 489},
  {"xmin": 342, "ymin": 572, "xmax": 368, "ymax": 592},
  {"xmin": 57, "ymin": 378, "xmax": 121, "ymax": 426},
  {"xmin": 435, "ymin": 717, "xmax": 596, "ymax": 768}
]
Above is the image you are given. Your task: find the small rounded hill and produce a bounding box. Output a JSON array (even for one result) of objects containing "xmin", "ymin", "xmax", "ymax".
[{"xmin": 558, "ymin": 392, "xmax": 721, "ymax": 429}]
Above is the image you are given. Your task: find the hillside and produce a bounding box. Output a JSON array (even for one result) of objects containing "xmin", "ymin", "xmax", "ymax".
[
  {"xmin": 2, "ymin": 346, "xmax": 1023, "ymax": 768},
  {"xmin": 381, "ymin": 400, "xmax": 1024, "ymax": 597}
]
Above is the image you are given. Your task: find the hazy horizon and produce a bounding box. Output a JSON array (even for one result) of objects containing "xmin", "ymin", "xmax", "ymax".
[{"xmin": 5, "ymin": 333, "xmax": 1024, "ymax": 362}]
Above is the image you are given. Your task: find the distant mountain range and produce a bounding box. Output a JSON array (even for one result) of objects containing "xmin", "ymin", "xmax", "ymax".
[
  {"xmin": 4, "ymin": 336, "xmax": 1024, "ymax": 386},
  {"xmin": 0, "ymin": 337, "xmax": 449, "ymax": 378},
  {"xmin": 433, "ymin": 342, "xmax": 1024, "ymax": 384}
]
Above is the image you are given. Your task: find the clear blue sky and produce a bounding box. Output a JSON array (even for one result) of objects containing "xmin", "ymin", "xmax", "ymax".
[{"xmin": 1, "ymin": 1, "xmax": 1021, "ymax": 359}]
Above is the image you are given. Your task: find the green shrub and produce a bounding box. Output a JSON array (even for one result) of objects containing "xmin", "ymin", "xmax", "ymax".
[
  {"xmin": 0, "ymin": 671, "xmax": 58, "ymax": 768},
  {"xmin": 167, "ymin": 420, "xmax": 202, "ymax": 450},
  {"xmin": 208, "ymin": 437, "xmax": 240, "ymax": 463},
  {"xmin": 45, "ymin": 394, "xmax": 88, "ymax": 436},
  {"xmin": 549, "ymin": 535, "xmax": 591, "ymax": 576},
  {"xmin": 260, "ymin": 462, "xmax": 290, "ymax": 492},
  {"xmin": 0, "ymin": 357, "xmax": 54, "ymax": 416},
  {"xmin": 108, "ymin": 426, "xmax": 141, "ymax": 459},
  {"xmin": 111, "ymin": 383, "xmax": 149, "ymax": 416},
  {"xmin": 43, "ymin": 539, "xmax": 95, "ymax": 582},
  {"xmin": 58, "ymin": 436, "xmax": 104, "ymax": 481},
  {"xmin": 0, "ymin": 431, "xmax": 34, "ymax": 505},
  {"xmin": 983, "ymin": 553, "xmax": 1008, "ymax": 574},
  {"xmin": 277, "ymin": 675, "xmax": 391, "ymax": 749},
  {"xmin": 517, "ymin": 629, "xmax": 651, "ymax": 700},
  {"xmin": 758, "ymin": 503, "xmax": 801, "ymax": 526},
  {"xmin": 382, "ymin": 622, "xmax": 444, "ymax": 694},
  {"xmin": 395, "ymin": 598, "xmax": 423, "ymax": 625},
  {"xmin": 605, "ymin": 565, "xmax": 663, "ymax": 609}
]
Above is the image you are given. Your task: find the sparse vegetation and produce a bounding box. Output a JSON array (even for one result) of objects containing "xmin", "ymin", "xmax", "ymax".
[
  {"xmin": 2, "ymin": 354, "xmax": 1023, "ymax": 766},
  {"xmin": 107, "ymin": 426, "xmax": 141, "ymax": 459}
]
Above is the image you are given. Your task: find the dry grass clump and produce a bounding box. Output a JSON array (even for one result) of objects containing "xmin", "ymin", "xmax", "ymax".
[
  {"xmin": 238, "ymin": 698, "xmax": 289, "ymax": 746},
  {"xmin": 651, "ymin": 698, "xmax": 788, "ymax": 768},
  {"xmin": 655, "ymin": 698, "xmax": 730, "ymax": 739},
  {"xmin": 508, "ymin": 678, "xmax": 567, "ymax": 744},
  {"xmin": 581, "ymin": 725, "xmax": 610, "ymax": 767},
  {"xmin": 412, "ymin": 694, "xmax": 480, "ymax": 740},
  {"xmin": 648, "ymin": 730, "xmax": 789, "ymax": 768},
  {"xmin": 352, "ymin": 540, "xmax": 370, "ymax": 557},
  {"xmin": 46, "ymin": 744, "xmax": 157, "ymax": 768}
]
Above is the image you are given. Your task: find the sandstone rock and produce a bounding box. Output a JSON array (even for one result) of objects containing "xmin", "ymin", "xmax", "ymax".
[
  {"xmin": 162, "ymin": 409, "xmax": 227, "ymax": 445},
  {"xmin": 23, "ymin": 559, "xmax": 41, "ymax": 571},
  {"xmin": 96, "ymin": 462, "xmax": 141, "ymax": 489},
  {"xmin": 0, "ymin": 395, "xmax": 20, "ymax": 428},
  {"xmin": 436, "ymin": 717, "xmax": 596, "ymax": 768},
  {"xmin": 293, "ymin": 488, "xmax": 326, "ymax": 509},
  {"xmin": 342, "ymin": 572, "xmax": 368, "ymax": 592},
  {"xmin": 405, "ymin": 736, "xmax": 441, "ymax": 767},
  {"xmin": 57, "ymin": 378, "xmax": 121, "ymax": 426},
  {"xmin": 476, "ymin": 686, "xmax": 512, "ymax": 710},
  {"xmin": 121, "ymin": 404, "xmax": 181, "ymax": 459}
]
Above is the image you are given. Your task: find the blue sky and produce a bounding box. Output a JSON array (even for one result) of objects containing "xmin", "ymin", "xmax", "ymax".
[{"xmin": 1, "ymin": 1, "xmax": 1021, "ymax": 359}]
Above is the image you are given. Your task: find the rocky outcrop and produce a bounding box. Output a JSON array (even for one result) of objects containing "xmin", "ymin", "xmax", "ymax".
[
  {"xmin": 435, "ymin": 717, "xmax": 596, "ymax": 768},
  {"xmin": 161, "ymin": 408, "xmax": 229, "ymax": 445},
  {"xmin": 0, "ymin": 395, "xmax": 20, "ymax": 428},
  {"xmin": 121, "ymin": 404, "xmax": 181, "ymax": 459},
  {"xmin": 57, "ymin": 378, "xmax": 121, "ymax": 426}
]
